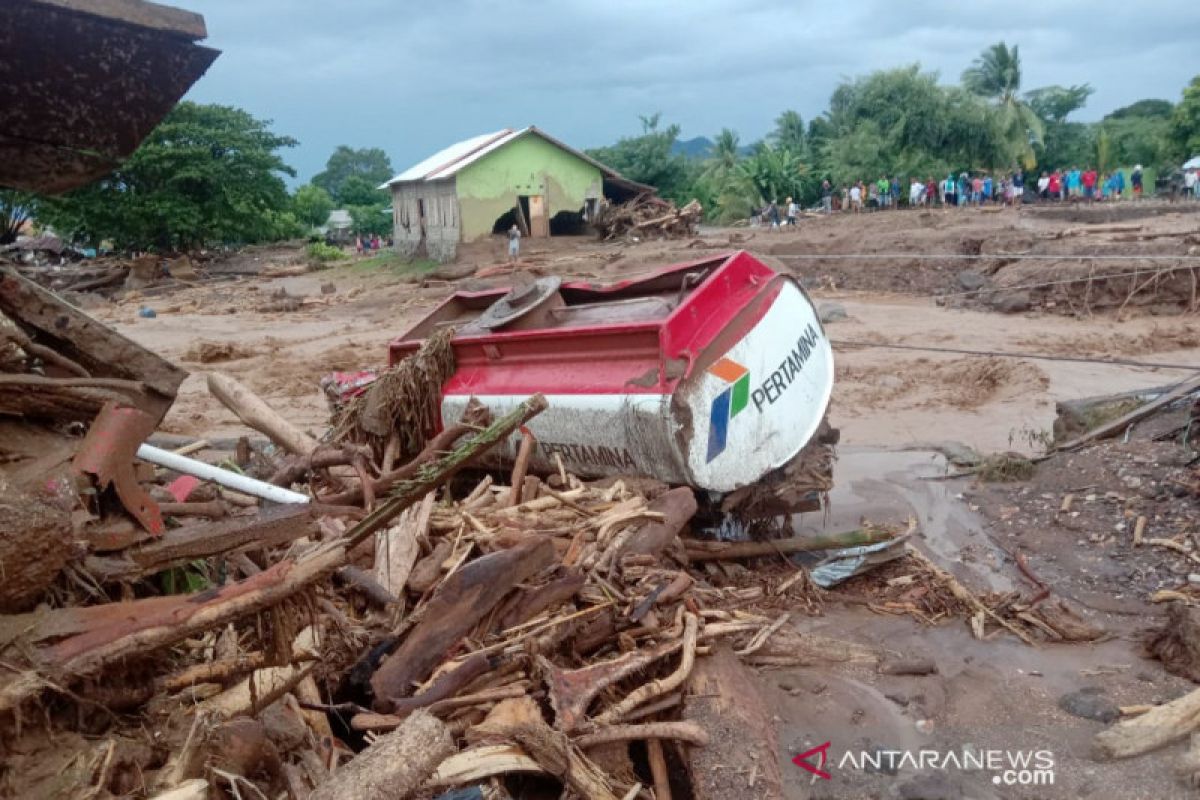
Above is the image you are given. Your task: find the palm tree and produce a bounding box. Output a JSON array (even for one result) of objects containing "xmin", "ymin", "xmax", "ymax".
[
  {"xmin": 771, "ymin": 110, "xmax": 806, "ymax": 157},
  {"xmin": 702, "ymin": 129, "xmax": 758, "ymax": 222},
  {"xmin": 962, "ymin": 42, "xmax": 1044, "ymax": 169}
]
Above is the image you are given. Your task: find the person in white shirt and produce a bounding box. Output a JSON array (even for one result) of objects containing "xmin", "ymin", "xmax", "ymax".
[
  {"xmin": 1186, "ymin": 169, "xmax": 1198, "ymax": 200},
  {"xmin": 849, "ymin": 183, "xmax": 862, "ymax": 213},
  {"xmin": 909, "ymin": 178, "xmax": 924, "ymax": 207},
  {"xmin": 785, "ymin": 197, "xmax": 799, "ymax": 226}
]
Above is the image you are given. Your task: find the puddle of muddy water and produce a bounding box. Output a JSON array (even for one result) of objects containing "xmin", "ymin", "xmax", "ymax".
[{"xmin": 793, "ymin": 446, "xmax": 1014, "ymax": 592}]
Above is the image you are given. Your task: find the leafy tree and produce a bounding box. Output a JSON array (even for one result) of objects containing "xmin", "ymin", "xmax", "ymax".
[
  {"xmin": 962, "ymin": 42, "xmax": 1044, "ymax": 168},
  {"xmin": 770, "ymin": 111, "xmax": 806, "ymax": 158},
  {"xmin": 293, "ymin": 184, "xmax": 334, "ymax": 230},
  {"xmin": 586, "ymin": 115, "xmax": 697, "ymax": 203},
  {"xmin": 1106, "ymin": 99, "xmax": 1174, "ymax": 120},
  {"xmin": 0, "ymin": 190, "xmax": 37, "ymax": 245},
  {"xmin": 338, "ymin": 174, "xmax": 389, "ymax": 207},
  {"xmin": 312, "ymin": 146, "xmax": 393, "ymax": 204},
  {"xmin": 38, "ymin": 102, "xmax": 298, "ymax": 250},
  {"xmin": 1025, "ymin": 84, "xmax": 1093, "ymax": 123},
  {"xmin": 738, "ymin": 146, "xmax": 810, "ymax": 207},
  {"xmin": 700, "ymin": 130, "xmax": 758, "ymax": 222},
  {"xmin": 1167, "ymin": 76, "xmax": 1200, "ymax": 160},
  {"xmin": 348, "ymin": 204, "xmax": 391, "ymax": 237}
]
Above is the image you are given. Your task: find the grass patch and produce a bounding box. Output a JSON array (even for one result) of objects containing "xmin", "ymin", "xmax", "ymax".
[
  {"xmin": 976, "ymin": 453, "xmax": 1036, "ymax": 482},
  {"xmin": 351, "ymin": 252, "xmax": 439, "ymax": 279}
]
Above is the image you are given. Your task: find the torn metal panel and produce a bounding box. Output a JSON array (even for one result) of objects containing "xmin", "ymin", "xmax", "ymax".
[{"xmin": 0, "ymin": 0, "xmax": 219, "ymax": 194}]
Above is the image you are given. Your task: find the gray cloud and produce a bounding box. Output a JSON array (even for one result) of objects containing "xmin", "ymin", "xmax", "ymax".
[{"xmin": 182, "ymin": 0, "xmax": 1200, "ymax": 183}]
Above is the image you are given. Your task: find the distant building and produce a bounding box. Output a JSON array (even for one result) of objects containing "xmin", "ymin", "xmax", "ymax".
[
  {"xmin": 320, "ymin": 209, "xmax": 353, "ymax": 241},
  {"xmin": 379, "ymin": 126, "xmax": 651, "ymax": 262}
]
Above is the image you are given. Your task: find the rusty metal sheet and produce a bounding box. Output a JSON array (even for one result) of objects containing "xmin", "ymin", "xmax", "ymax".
[
  {"xmin": 0, "ymin": 0, "xmax": 219, "ymax": 194},
  {"xmin": 73, "ymin": 402, "xmax": 164, "ymax": 536}
]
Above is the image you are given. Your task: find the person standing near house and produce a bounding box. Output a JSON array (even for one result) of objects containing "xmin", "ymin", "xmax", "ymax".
[{"xmin": 507, "ymin": 223, "xmax": 521, "ymax": 263}]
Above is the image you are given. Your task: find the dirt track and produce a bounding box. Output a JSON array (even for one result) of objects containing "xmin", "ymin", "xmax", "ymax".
[{"xmin": 96, "ymin": 202, "xmax": 1200, "ymax": 799}]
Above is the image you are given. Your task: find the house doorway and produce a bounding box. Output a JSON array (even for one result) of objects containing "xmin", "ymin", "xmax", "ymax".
[{"xmin": 520, "ymin": 194, "xmax": 549, "ymax": 237}]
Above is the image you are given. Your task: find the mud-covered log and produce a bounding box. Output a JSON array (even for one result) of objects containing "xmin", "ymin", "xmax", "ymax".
[
  {"xmin": 617, "ymin": 487, "xmax": 696, "ymax": 560},
  {"xmin": 683, "ymin": 644, "xmax": 783, "ymax": 800},
  {"xmin": 0, "ymin": 476, "xmax": 71, "ymax": 612},
  {"xmin": 370, "ymin": 537, "xmax": 555, "ymax": 710},
  {"xmin": 309, "ymin": 710, "xmax": 454, "ymax": 800}
]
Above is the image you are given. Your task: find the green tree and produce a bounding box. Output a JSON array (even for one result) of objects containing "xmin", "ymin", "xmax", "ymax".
[
  {"xmin": 312, "ymin": 146, "xmax": 394, "ymax": 204},
  {"xmin": 1106, "ymin": 99, "xmax": 1173, "ymax": 120},
  {"xmin": 700, "ymin": 129, "xmax": 758, "ymax": 222},
  {"xmin": 337, "ymin": 174, "xmax": 389, "ymax": 207},
  {"xmin": 770, "ymin": 111, "xmax": 807, "ymax": 158},
  {"xmin": 586, "ymin": 115, "xmax": 698, "ymax": 203},
  {"xmin": 962, "ymin": 42, "xmax": 1044, "ymax": 168},
  {"xmin": 1167, "ymin": 76, "xmax": 1200, "ymax": 160},
  {"xmin": 1024, "ymin": 84, "xmax": 1093, "ymax": 123},
  {"xmin": 348, "ymin": 204, "xmax": 391, "ymax": 237},
  {"xmin": 39, "ymin": 102, "xmax": 298, "ymax": 250},
  {"xmin": 0, "ymin": 190, "xmax": 37, "ymax": 245},
  {"xmin": 737, "ymin": 146, "xmax": 809, "ymax": 207},
  {"xmin": 293, "ymin": 184, "xmax": 335, "ymax": 230}
]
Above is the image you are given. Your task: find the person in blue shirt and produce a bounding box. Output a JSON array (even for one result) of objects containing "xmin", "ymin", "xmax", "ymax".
[
  {"xmin": 982, "ymin": 175, "xmax": 994, "ymax": 204},
  {"xmin": 1115, "ymin": 170, "xmax": 1126, "ymax": 200}
]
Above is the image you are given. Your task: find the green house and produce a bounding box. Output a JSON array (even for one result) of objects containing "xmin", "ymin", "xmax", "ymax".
[{"xmin": 379, "ymin": 127, "xmax": 650, "ymax": 262}]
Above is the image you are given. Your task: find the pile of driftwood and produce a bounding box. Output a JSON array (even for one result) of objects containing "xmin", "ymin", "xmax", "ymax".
[
  {"xmin": 593, "ymin": 196, "xmax": 703, "ymax": 242},
  {"xmin": 0, "ymin": 266, "xmax": 1100, "ymax": 799}
]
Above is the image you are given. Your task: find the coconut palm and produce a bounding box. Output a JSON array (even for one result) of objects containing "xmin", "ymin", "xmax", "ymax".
[
  {"xmin": 701, "ymin": 129, "xmax": 758, "ymax": 222},
  {"xmin": 962, "ymin": 42, "xmax": 1044, "ymax": 169}
]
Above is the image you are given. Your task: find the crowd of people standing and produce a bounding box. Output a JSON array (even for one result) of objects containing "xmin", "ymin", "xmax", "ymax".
[{"xmin": 754, "ymin": 165, "xmax": 1148, "ymax": 226}]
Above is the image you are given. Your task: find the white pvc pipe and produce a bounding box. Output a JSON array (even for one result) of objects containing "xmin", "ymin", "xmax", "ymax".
[{"xmin": 136, "ymin": 443, "xmax": 311, "ymax": 505}]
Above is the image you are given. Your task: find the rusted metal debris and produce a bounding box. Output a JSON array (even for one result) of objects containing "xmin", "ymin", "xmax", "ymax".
[{"xmin": 0, "ymin": 0, "xmax": 219, "ymax": 194}]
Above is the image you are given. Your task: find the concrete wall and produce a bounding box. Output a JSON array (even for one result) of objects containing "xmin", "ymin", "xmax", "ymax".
[
  {"xmin": 389, "ymin": 178, "xmax": 460, "ymax": 262},
  {"xmin": 455, "ymin": 134, "xmax": 603, "ymax": 242}
]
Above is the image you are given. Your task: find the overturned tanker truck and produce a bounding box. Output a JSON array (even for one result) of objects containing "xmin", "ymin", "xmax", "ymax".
[{"xmin": 390, "ymin": 251, "xmax": 837, "ymax": 518}]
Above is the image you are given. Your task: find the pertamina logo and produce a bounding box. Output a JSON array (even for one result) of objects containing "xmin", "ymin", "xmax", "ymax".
[{"xmin": 705, "ymin": 357, "xmax": 751, "ymax": 462}]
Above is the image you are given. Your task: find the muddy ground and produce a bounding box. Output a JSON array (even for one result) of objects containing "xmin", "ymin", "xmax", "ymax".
[{"xmin": 92, "ymin": 201, "xmax": 1200, "ymax": 798}]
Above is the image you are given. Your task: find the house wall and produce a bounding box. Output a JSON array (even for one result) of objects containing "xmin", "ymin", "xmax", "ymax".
[
  {"xmin": 454, "ymin": 135, "xmax": 603, "ymax": 242},
  {"xmin": 389, "ymin": 178, "xmax": 460, "ymax": 262}
]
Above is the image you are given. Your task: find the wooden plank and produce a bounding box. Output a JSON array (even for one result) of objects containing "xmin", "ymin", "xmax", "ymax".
[
  {"xmin": 1055, "ymin": 371, "xmax": 1200, "ymax": 451},
  {"xmin": 31, "ymin": 0, "xmax": 208, "ymax": 39}
]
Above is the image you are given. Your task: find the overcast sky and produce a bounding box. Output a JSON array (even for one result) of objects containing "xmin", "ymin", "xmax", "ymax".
[{"xmin": 182, "ymin": 0, "xmax": 1200, "ymax": 184}]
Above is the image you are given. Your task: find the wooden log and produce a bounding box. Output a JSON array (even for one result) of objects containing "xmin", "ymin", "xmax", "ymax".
[
  {"xmin": 0, "ymin": 476, "xmax": 71, "ymax": 612},
  {"xmin": 617, "ymin": 487, "xmax": 697, "ymax": 559},
  {"xmin": 43, "ymin": 544, "xmax": 341, "ymax": 679},
  {"xmin": 1056, "ymin": 371, "xmax": 1200, "ymax": 451},
  {"xmin": 683, "ymin": 528, "xmax": 893, "ymax": 561},
  {"xmin": 498, "ymin": 568, "xmax": 586, "ymax": 631},
  {"xmin": 309, "ymin": 710, "xmax": 454, "ymax": 800},
  {"xmin": 407, "ymin": 540, "xmax": 452, "ymax": 594},
  {"xmin": 647, "ymin": 739, "xmax": 672, "ymax": 800},
  {"xmin": 683, "ymin": 644, "xmax": 783, "ymax": 800},
  {"xmin": 85, "ymin": 505, "xmax": 317, "ymax": 581},
  {"xmin": 370, "ymin": 537, "xmax": 556, "ymax": 710},
  {"xmin": 507, "ymin": 428, "xmax": 535, "ymax": 506},
  {"xmin": 206, "ymin": 371, "xmax": 319, "ymax": 456},
  {"xmin": 1094, "ymin": 685, "xmax": 1200, "ymax": 759}
]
